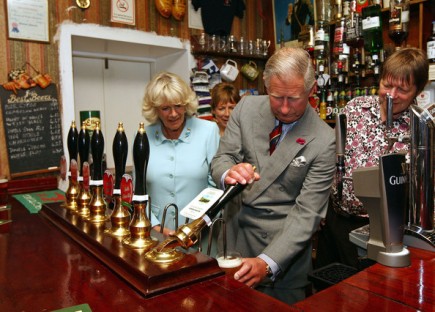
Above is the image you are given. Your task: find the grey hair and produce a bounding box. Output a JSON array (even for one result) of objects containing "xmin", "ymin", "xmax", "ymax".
[
  {"xmin": 142, "ymin": 72, "xmax": 198, "ymax": 124},
  {"xmin": 263, "ymin": 47, "xmax": 316, "ymax": 93}
]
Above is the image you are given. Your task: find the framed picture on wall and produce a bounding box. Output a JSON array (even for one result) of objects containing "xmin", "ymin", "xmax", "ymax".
[
  {"xmin": 7, "ymin": 0, "xmax": 49, "ymax": 42},
  {"xmin": 273, "ymin": 0, "xmax": 315, "ymax": 48}
]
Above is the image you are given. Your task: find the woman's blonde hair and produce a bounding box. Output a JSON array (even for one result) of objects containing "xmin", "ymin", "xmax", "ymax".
[{"xmin": 142, "ymin": 72, "xmax": 198, "ymax": 124}]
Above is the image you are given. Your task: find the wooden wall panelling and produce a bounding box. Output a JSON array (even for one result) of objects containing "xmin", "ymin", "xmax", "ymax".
[{"xmin": 0, "ymin": 0, "xmax": 269, "ymax": 179}]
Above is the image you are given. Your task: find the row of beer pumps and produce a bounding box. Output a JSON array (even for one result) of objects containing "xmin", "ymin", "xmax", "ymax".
[
  {"xmin": 63, "ymin": 120, "xmax": 243, "ymax": 265},
  {"xmin": 335, "ymin": 97, "xmax": 435, "ymax": 268}
]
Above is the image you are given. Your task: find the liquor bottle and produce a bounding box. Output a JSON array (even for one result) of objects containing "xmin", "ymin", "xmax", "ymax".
[
  {"xmin": 346, "ymin": 0, "xmax": 363, "ymax": 48},
  {"xmin": 337, "ymin": 73, "xmax": 347, "ymax": 114},
  {"xmin": 427, "ymin": 21, "xmax": 435, "ymax": 63},
  {"xmin": 326, "ymin": 90, "xmax": 334, "ymax": 120},
  {"xmin": 334, "ymin": 0, "xmax": 343, "ymax": 21},
  {"xmin": 314, "ymin": 20, "xmax": 329, "ymax": 60},
  {"xmin": 316, "ymin": 57, "xmax": 326, "ymax": 76},
  {"xmin": 343, "ymin": 0, "xmax": 351, "ymax": 17},
  {"xmin": 351, "ymin": 47, "xmax": 362, "ymax": 77},
  {"xmin": 362, "ymin": 1, "xmax": 383, "ymax": 55},
  {"xmin": 388, "ymin": 0, "xmax": 410, "ymax": 50},
  {"xmin": 333, "ymin": 17, "xmax": 346, "ymax": 57},
  {"xmin": 319, "ymin": 88, "xmax": 327, "ymax": 120}
]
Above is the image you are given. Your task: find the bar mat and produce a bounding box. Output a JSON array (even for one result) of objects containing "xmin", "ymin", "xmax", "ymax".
[
  {"xmin": 13, "ymin": 189, "xmax": 65, "ymax": 214},
  {"xmin": 308, "ymin": 262, "xmax": 358, "ymax": 291},
  {"xmin": 52, "ymin": 303, "xmax": 92, "ymax": 312}
]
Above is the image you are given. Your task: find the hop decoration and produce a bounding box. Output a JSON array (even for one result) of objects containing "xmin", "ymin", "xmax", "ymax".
[{"xmin": 2, "ymin": 62, "xmax": 51, "ymax": 94}]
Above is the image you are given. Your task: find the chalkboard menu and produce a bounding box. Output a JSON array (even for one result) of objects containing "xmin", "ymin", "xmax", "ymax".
[{"xmin": 0, "ymin": 84, "xmax": 64, "ymax": 175}]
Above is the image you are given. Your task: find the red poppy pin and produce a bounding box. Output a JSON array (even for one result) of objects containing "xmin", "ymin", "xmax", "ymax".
[{"xmin": 296, "ymin": 138, "xmax": 305, "ymax": 145}]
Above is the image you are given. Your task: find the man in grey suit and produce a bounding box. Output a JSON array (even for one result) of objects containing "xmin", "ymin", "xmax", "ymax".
[{"xmin": 211, "ymin": 47, "xmax": 335, "ymax": 305}]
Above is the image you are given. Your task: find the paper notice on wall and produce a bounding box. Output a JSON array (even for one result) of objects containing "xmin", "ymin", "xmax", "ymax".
[{"xmin": 111, "ymin": 0, "xmax": 135, "ymax": 25}]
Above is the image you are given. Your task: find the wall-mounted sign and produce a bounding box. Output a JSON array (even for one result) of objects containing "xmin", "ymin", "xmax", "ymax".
[
  {"xmin": 7, "ymin": 0, "xmax": 49, "ymax": 42},
  {"xmin": 111, "ymin": 0, "xmax": 136, "ymax": 25}
]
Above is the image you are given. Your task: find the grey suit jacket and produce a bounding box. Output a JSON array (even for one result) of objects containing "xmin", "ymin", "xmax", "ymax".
[{"xmin": 211, "ymin": 95, "xmax": 336, "ymax": 289}]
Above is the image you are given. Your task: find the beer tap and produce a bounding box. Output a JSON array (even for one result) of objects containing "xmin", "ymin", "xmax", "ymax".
[
  {"xmin": 385, "ymin": 94, "xmax": 410, "ymax": 152},
  {"xmin": 105, "ymin": 122, "xmax": 131, "ymax": 238},
  {"xmin": 88, "ymin": 121, "xmax": 108, "ymax": 223},
  {"xmin": 122, "ymin": 123, "xmax": 158, "ymax": 249},
  {"xmin": 146, "ymin": 180, "xmax": 250, "ymax": 264},
  {"xmin": 77, "ymin": 121, "xmax": 91, "ymax": 217},
  {"xmin": 335, "ymin": 113, "xmax": 346, "ymax": 203},
  {"xmin": 65, "ymin": 121, "xmax": 79, "ymax": 210}
]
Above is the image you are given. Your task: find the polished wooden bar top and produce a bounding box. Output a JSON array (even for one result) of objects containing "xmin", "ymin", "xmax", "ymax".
[
  {"xmin": 0, "ymin": 198, "xmax": 295, "ymax": 311},
  {"xmin": 2, "ymin": 197, "xmax": 434, "ymax": 311},
  {"xmin": 295, "ymin": 246, "xmax": 435, "ymax": 311}
]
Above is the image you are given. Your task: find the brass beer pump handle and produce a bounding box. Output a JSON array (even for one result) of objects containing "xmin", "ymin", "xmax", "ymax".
[
  {"xmin": 91, "ymin": 122, "xmax": 104, "ymax": 181},
  {"xmin": 113, "ymin": 122, "xmax": 128, "ymax": 189},
  {"xmin": 122, "ymin": 123, "xmax": 157, "ymax": 249},
  {"xmin": 67, "ymin": 121, "xmax": 79, "ymax": 168},
  {"xmin": 78, "ymin": 121, "xmax": 90, "ymax": 176},
  {"xmin": 132, "ymin": 123, "xmax": 149, "ymax": 196}
]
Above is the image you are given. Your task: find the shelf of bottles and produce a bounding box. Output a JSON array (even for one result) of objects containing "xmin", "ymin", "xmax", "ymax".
[{"xmin": 309, "ymin": 0, "xmax": 413, "ymax": 122}]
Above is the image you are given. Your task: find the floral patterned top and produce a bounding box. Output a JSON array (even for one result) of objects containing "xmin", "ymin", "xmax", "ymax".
[{"xmin": 331, "ymin": 96, "xmax": 410, "ymax": 216}]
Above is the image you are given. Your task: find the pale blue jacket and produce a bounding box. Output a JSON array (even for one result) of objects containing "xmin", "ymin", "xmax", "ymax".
[{"xmin": 145, "ymin": 116, "xmax": 220, "ymax": 229}]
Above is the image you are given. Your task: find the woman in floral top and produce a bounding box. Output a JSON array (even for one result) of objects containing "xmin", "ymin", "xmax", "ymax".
[{"xmin": 316, "ymin": 48, "xmax": 429, "ymax": 270}]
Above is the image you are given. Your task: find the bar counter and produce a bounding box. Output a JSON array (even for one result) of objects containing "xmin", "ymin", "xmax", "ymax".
[
  {"xmin": 1, "ymin": 196, "xmax": 434, "ymax": 311},
  {"xmin": 0, "ymin": 197, "xmax": 295, "ymax": 311}
]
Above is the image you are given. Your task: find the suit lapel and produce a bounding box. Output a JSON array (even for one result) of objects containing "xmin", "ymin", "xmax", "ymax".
[
  {"xmin": 252, "ymin": 99, "xmax": 276, "ymax": 171},
  {"xmin": 245, "ymin": 106, "xmax": 316, "ymax": 203}
]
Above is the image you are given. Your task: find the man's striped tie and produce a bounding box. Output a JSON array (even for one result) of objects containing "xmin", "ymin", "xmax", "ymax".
[{"xmin": 269, "ymin": 121, "xmax": 282, "ymax": 155}]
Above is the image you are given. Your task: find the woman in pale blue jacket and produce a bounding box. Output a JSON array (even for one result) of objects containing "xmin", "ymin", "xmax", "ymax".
[{"xmin": 142, "ymin": 72, "xmax": 219, "ymax": 239}]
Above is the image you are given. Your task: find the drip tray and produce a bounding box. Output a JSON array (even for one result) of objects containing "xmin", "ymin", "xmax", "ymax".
[{"xmin": 309, "ymin": 263, "xmax": 358, "ymax": 291}]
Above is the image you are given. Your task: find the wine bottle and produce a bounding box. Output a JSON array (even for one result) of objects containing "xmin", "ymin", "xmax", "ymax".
[
  {"xmin": 362, "ymin": 2, "xmax": 383, "ymax": 55},
  {"xmin": 427, "ymin": 21, "xmax": 435, "ymax": 63}
]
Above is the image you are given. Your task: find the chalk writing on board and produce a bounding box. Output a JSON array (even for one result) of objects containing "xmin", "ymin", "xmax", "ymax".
[{"xmin": 0, "ymin": 84, "xmax": 64, "ymax": 174}]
